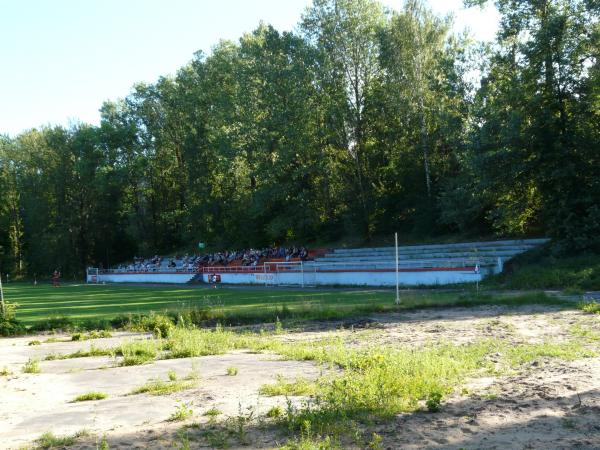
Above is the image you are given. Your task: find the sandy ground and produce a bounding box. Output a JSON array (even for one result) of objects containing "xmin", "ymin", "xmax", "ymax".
[{"xmin": 1, "ymin": 304, "xmax": 600, "ymax": 449}]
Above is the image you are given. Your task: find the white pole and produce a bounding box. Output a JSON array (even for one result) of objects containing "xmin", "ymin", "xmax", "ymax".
[{"xmin": 395, "ymin": 232, "xmax": 400, "ymax": 305}]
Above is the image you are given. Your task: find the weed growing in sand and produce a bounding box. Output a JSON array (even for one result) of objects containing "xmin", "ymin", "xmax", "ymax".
[
  {"xmin": 168, "ymin": 369, "xmax": 178, "ymax": 381},
  {"xmin": 280, "ymin": 420, "xmax": 341, "ymax": 449},
  {"xmin": 129, "ymin": 378, "xmax": 196, "ymax": 396},
  {"xmin": 426, "ymin": 391, "xmax": 443, "ymax": 412},
  {"xmin": 266, "ymin": 405, "xmax": 283, "ymax": 418},
  {"xmin": 71, "ymin": 330, "xmax": 112, "ymax": 341},
  {"xmin": 164, "ymin": 327, "xmax": 264, "ymax": 358},
  {"xmin": 98, "ymin": 434, "xmax": 110, "ymax": 450},
  {"xmin": 505, "ymin": 341, "xmax": 596, "ymax": 366},
  {"xmin": 116, "ymin": 338, "xmax": 162, "ymax": 366},
  {"xmin": 202, "ymin": 429, "xmax": 229, "ymax": 449},
  {"xmin": 45, "ymin": 344, "xmax": 112, "ymax": 360},
  {"xmin": 22, "ymin": 358, "xmax": 41, "ymax": 374},
  {"xmin": 43, "ymin": 337, "xmax": 66, "ymax": 343},
  {"xmin": 35, "ymin": 430, "xmax": 90, "ymax": 449},
  {"xmin": 259, "ymin": 375, "xmax": 316, "ymax": 397},
  {"xmin": 1, "ymin": 367, "xmax": 11, "ymax": 376},
  {"xmin": 203, "ymin": 407, "xmax": 222, "ymax": 417},
  {"xmin": 570, "ymin": 324, "xmax": 600, "ymax": 342},
  {"xmin": 275, "ymin": 317, "xmax": 284, "ymax": 334},
  {"xmin": 226, "ymin": 366, "xmax": 238, "ymax": 376},
  {"xmin": 72, "ymin": 391, "xmax": 108, "ymax": 402},
  {"xmin": 169, "ymin": 401, "xmax": 193, "ymax": 422},
  {"xmin": 226, "ymin": 404, "xmax": 254, "ymax": 444},
  {"xmin": 28, "ymin": 339, "xmax": 41, "ymax": 346}
]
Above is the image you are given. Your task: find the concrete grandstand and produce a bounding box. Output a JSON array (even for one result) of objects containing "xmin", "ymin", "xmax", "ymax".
[{"xmin": 88, "ymin": 238, "xmax": 548, "ymax": 287}]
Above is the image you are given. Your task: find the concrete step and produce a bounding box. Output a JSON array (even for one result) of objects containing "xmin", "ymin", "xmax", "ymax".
[
  {"xmin": 319, "ymin": 250, "xmax": 524, "ymax": 261},
  {"xmin": 331, "ymin": 239, "xmax": 548, "ymax": 255}
]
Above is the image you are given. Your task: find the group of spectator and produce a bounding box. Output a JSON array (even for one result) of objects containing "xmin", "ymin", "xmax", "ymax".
[{"xmin": 113, "ymin": 245, "xmax": 309, "ymax": 273}]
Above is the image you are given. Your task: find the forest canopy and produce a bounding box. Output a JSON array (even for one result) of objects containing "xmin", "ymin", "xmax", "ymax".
[{"xmin": 1, "ymin": 0, "xmax": 599, "ymax": 277}]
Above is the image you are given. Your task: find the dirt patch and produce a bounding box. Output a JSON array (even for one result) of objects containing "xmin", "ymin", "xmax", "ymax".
[
  {"xmin": 0, "ymin": 334, "xmax": 319, "ymax": 449},
  {"xmin": 1, "ymin": 304, "xmax": 600, "ymax": 449}
]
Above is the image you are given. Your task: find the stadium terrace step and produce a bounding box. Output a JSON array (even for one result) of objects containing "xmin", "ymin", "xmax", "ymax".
[{"xmin": 312, "ymin": 238, "xmax": 548, "ymax": 274}]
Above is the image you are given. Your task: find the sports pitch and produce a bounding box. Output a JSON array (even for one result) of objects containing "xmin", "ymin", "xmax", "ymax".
[
  {"xmin": 4, "ymin": 282, "xmax": 568, "ymax": 327},
  {"xmin": 5, "ymin": 283, "xmax": 397, "ymax": 325}
]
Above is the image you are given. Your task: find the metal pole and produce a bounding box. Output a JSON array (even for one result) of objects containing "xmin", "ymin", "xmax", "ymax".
[{"xmin": 395, "ymin": 232, "xmax": 400, "ymax": 305}]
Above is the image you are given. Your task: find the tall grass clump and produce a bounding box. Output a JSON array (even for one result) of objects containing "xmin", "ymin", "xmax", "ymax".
[
  {"xmin": 22, "ymin": 358, "xmax": 41, "ymax": 374},
  {"xmin": 129, "ymin": 378, "xmax": 196, "ymax": 396},
  {"xmin": 278, "ymin": 341, "xmax": 498, "ymax": 433},
  {"xmin": 260, "ymin": 375, "xmax": 316, "ymax": 397},
  {"xmin": 35, "ymin": 430, "xmax": 89, "ymax": 448},
  {"xmin": 72, "ymin": 391, "xmax": 108, "ymax": 402},
  {"xmin": 165, "ymin": 326, "xmax": 266, "ymax": 358},
  {"xmin": 116, "ymin": 338, "xmax": 162, "ymax": 366}
]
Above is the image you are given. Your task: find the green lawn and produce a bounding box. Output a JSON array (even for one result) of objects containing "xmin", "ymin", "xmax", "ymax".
[
  {"xmin": 2, "ymin": 282, "xmax": 571, "ymax": 329},
  {"xmin": 4, "ymin": 283, "xmax": 393, "ymax": 325}
]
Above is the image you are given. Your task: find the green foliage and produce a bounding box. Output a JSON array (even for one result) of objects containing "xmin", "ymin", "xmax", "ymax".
[
  {"xmin": 72, "ymin": 391, "xmax": 108, "ymax": 402},
  {"xmin": 129, "ymin": 378, "xmax": 196, "ymax": 396},
  {"xmin": 34, "ymin": 430, "xmax": 90, "ymax": 449},
  {"xmin": 226, "ymin": 366, "xmax": 238, "ymax": 376},
  {"xmin": 0, "ymin": 0, "xmax": 598, "ymax": 273},
  {"xmin": 425, "ymin": 391, "xmax": 443, "ymax": 412},
  {"xmin": 22, "ymin": 358, "xmax": 41, "ymax": 374},
  {"xmin": 99, "ymin": 435, "xmax": 110, "ymax": 450},
  {"xmin": 266, "ymin": 405, "xmax": 283, "ymax": 418},
  {"xmin": 579, "ymin": 301, "xmax": 600, "ymax": 315},
  {"xmin": 259, "ymin": 375, "xmax": 316, "ymax": 397},
  {"xmin": 45, "ymin": 344, "xmax": 112, "ymax": 360},
  {"xmin": 489, "ymin": 249, "xmax": 600, "ymax": 290},
  {"xmin": 71, "ymin": 330, "xmax": 112, "ymax": 341},
  {"xmin": 203, "ymin": 407, "xmax": 222, "ymax": 417},
  {"xmin": 0, "ymin": 301, "xmax": 24, "ymax": 336},
  {"xmin": 116, "ymin": 338, "xmax": 162, "ymax": 366},
  {"xmin": 168, "ymin": 401, "xmax": 193, "ymax": 422}
]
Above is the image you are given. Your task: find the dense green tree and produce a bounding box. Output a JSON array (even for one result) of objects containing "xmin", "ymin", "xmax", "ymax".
[{"xmin": 1, "ymin": 0, "xmax": 598, "ymax": 278}]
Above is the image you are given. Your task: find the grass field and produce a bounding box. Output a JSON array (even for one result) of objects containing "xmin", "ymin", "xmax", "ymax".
[{"xmin": 3, "ymin": 282, "xmax": 572, "ymax": 330}]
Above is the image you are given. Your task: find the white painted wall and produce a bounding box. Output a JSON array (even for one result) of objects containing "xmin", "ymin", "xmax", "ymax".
[
  {"xmin": 88, "ymin": 272, "xmax": 195, "ymax": 284},
  {"xmin": 90, "ymin": 268, "xmax": 481, "ymax": 287},
  {"xmin": 199, "ymin": 269, "xmax": 482, "ymax": 287}
]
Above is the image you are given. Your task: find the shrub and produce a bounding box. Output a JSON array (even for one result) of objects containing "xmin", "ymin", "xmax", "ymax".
[
  {"xmin": 426, "ymin": 391, "xmax": 443, "ymax": 412},
  {"xmin": 226, "ymin": 366, "xmax": 238, "ymax": 376},
  {"xmin": 0, "ymin": 301, "xmax": 25, "ymax": 336}
]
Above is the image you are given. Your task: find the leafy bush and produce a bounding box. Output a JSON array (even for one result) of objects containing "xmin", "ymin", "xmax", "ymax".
[{"xmin": 0, "ymin": 301, "xmax": 25, "ymax": 336}]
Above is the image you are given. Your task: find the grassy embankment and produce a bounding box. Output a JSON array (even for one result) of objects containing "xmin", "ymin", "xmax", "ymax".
[{"xmin": 485, "ymin": 246, "xmax": 600, "ymax": 291}]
